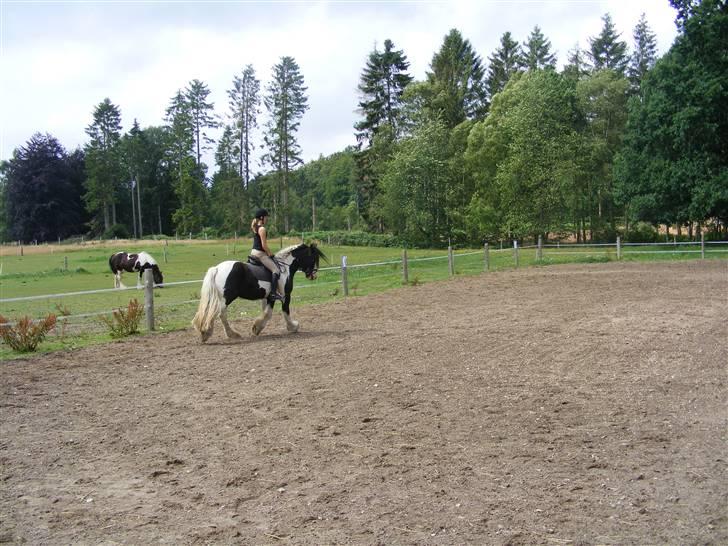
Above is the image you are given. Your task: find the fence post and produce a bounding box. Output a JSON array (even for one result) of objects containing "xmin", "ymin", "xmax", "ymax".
[
  {"xmin": 402, "ymin": 249, "xmax": 409, "ymax": 284},
  {"xmin": 64, "ymin": 256, "xmax": 68, "ymax": 271},
  {"xmin": 701, "ymin": 232, "xmax": 705, "ymax": 259},
  {"xmin": 484, "ymin": 242, "xmax": 489, "ymax": 272},
  {"xmin": 163, "ymin": 245, "xmax": 168, "ymax": 263},
  {"xmin": 341, "ymin": 255, "xmax": 349, "ymax": 297},
  {"xmin": 448, "ymin": 245, "xmax": 454, "ymax": 276},
  {"xmin": 20, "ymin": 245, "xmax": 23, "ymax": 257},
  {"xmin": 143, "ymin": 268, "xmax": 155, "ymax": 331},
  {"xmin": 513, "ymin": 240, "xmax": 519, "ymax": 268},
  {"xmin": 617, "ymin": 236, "xmax": 622, "ymax": 260},
  {"xmin": 537, "ymin": 235, "xmax": 543, "ymax": 261}
]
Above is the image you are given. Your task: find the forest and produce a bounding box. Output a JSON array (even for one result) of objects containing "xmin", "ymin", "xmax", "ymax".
[{"xmin": 1, "ymin": 0, "xmax": 726, "ymax": 248}]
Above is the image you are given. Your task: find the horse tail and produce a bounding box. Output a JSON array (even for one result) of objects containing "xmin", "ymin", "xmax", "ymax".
[{"xmin": 192, "ymin": 266, "xmax": 224, "ymax": 334}]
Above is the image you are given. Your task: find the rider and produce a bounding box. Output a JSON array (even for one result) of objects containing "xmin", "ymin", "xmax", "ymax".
[{"xmin": 250, "ymin": 208, "xmax": 285, "ymax": 302}]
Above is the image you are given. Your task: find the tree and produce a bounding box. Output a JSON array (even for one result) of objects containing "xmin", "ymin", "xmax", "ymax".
[
  {"xmin": 172, "ymin": 156, "xmax": 208, "ymax": 234},
  {"xmin": 84, "ymin": 98, "xmax": 123, "ymax": 232},
  {"xmin": 628, "ymin": 13, "xmax": 658, "ymax": 93},
  {"xmin": 615, "ymin": 0, "xmax": 728, "ymax": 232},
  {"xmin": 120, "ymin": 120, "xmax": 145, "ymax": 238},
  {"xmin": 588, "ymin": 13, "xmax": 629, "ymax": 75},
  {"xmin": 466, "ymin": 71, "xmax": 582, "ymax": 240},
  {"xmin": 354, "ymin": 39, "xmax": 412, "ymax": 227},
  {"xmin": 426, "ymin": 29, "xmax": 488, "ymax": 128},
  {"xmin": 577, "ymin": 70, "xmax": 629, "ymax": 239},
  {"xmin": 486, "ymin": 32, "xmax": 524, "ymax": 99},
  {"xmin": 562, "ymin": 43, "xmax": 590, "ymax": 83},
  {"xmin": 380, "ymin": 119, "xmax": 452, "ymax": 246},
  {"xmin": 263, "ymin": 56, "xmax": 309, "ymax": 232},
  {"xmin": 164, "ymin": 90, "xmax": 194, "ymax": 177},
  {"xmin": 523, "ymin": 26, "xmax": 556, "ymax": 70},
  {"xmin": 228, "ymin": 64, "xmax": 260, "ymax": 186},
  {"xmin": 3, "ymin": 134, "xmax": 87, "ymax": 242},
  {"xmin": 355, "ymin": 39, "xmax": 413, "ymax": 147},
  {"xmin": 185, "ymin": 79, "xmax": 218, "ymax": 172}
]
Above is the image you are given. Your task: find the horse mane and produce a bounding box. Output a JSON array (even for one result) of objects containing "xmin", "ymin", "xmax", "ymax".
[{"xmin": 276, "ymin": 243, "xmax": 327, "ymax": 263}]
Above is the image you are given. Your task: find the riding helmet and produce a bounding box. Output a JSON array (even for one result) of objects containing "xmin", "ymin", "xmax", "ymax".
[{"xmin": 255, "ymin": 208, "xmax": 269, "ymax": 219}]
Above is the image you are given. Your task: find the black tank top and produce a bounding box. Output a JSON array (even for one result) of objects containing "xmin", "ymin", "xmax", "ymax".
[{"xmin": 252, "ymin": 225, "xmax": 264, "ymax": 251}]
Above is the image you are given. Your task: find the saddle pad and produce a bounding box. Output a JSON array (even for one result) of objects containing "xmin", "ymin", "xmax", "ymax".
[{"xmin": 245, "ymin": 259, "xmax": 273, "ymax": 283}]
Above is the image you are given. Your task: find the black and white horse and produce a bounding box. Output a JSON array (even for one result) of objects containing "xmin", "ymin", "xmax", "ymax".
[
  {"xmin": 191, "ymin": 243, "xmax": 325, "ymax": 343},
  {"xmin": 109, "ymin": 251, "xmax": 164, "ymax": 288}
]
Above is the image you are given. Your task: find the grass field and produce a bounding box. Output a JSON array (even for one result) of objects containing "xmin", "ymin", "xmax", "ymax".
[{"xmin": 1, "ymin": 237, "xmax": 726, "ymax": 359}]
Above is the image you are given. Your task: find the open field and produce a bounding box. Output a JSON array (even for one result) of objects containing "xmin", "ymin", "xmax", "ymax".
[
  {"xmin": 1, "ymin": 238, "xmax": 727, "ymax": 359},
  {"xmin": 1, "ymin": 260, "xmax": 726, "ymax": 544}
]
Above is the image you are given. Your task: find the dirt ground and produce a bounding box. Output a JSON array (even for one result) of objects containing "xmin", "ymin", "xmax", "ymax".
[{"xmin": 1, "ymin": 261, "xmax": 726, "ymax": 545}]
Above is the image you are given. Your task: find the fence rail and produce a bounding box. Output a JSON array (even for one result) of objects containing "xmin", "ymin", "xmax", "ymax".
[{"xmin": 2, "ymin": 239, "xmax": 727, "ymax": 338}]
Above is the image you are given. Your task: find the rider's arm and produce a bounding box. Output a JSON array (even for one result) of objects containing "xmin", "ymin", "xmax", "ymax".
[{"xmin": 259, "ymin": 226, "xmax": 274, "ymax": 256}]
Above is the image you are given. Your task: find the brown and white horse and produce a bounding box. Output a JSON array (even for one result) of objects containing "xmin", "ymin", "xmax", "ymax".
[{"xmin": 109, "ymin": 251, "xmax": 164, "ymax": 288}]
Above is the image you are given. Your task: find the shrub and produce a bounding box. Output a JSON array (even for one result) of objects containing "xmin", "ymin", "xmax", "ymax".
[
  {"xmin": 100, "ymin": 299, "xmax": 143, "ymax": 338},
  {"xmin": 0, "ymin": 314, "xmax": 57, "ymax": 353},
  {"xmin": 102, "ymin": 223, "xmax": 130, "ymax": 240},
  {"xmin": 623, "ymin": 222, "xmax": 659, "ymax": 243}
]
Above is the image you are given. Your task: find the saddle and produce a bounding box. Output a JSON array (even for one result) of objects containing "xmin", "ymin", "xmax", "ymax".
[{"xmin": 246, "ymin": 255, "xmax": 281, "ymax": 283}]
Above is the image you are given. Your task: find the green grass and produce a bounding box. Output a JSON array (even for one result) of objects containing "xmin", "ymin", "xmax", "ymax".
[{"xmin": 1, "ymin": 239, "xmax": 726, "ymax": 360}]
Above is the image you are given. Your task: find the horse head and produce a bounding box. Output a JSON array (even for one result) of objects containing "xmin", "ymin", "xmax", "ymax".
[
  {"xmin": 152, "ymin": 265, "xmax": 164, "ymax": 286},
  {"xmin": 289, "ymin": 243, "xmax": 327, "ymax": 280}
]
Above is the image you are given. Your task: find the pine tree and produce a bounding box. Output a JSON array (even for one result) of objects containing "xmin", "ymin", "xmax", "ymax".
[
  {"xmin": 629, "ymin": 13, "xmax": 658, "ymax": 93},
  {"xmin": 120, "ymin": 119, "xmax": 145, "ymax": 237},
  {"xmin": 588, "ymin": 13, "xmax": 629, "ymax": 74},
  {"xmin": 185, "ymin": 79, "xmax": 218, "ymax": 171},
  {"xmin": 4, "ymin": 134, "xmax": 87, "ymax": 242},
  {"xmin": 355, "ymin": 39, "xmax": 413, "ymax": 147},
  {"xmin": 228, "ymin": 64, "xmax": 260, "ymax": 186},
  {"xmin": 486, "ymin": 32, "xmax": 524, "ymax": 98},
  {"xmin": 562, "ymin": 43, "xmax": 590, "ymax": 82},
  {"xmin": 84, "ymin": 98, "xmax": 123, "ymax": 231},
  {"xmin": 263, "ymin": 56, "xmax": 309, "ymax": 232},
  {"xmin": 164, "ymin": 90, "xmax": 194, "ymax": 177},
  {"xmin": 427, "ymin": 28, "xmax": 488, "ymax": 127},
  {"xmin": 523, "ymin": 26, "xmax": 557, "ymax": 70}
]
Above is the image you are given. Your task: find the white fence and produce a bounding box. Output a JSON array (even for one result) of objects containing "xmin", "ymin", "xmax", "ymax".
[{"xmin": 1, "ymin": 238, "xmax": 727, "ymax": 335}]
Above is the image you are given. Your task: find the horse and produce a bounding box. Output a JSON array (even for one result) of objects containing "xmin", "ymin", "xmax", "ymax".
[
  {"xmin": 191, "ymin": 243, "xmax": 326, "ymax": 343},
  {"xmin": 109, "ymin": 251, "xmax": 164, "ymax": 289}
]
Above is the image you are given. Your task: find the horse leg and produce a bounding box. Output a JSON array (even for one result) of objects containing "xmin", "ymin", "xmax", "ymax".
[
  {"xmin": 252, "ymin": 300, "xmax": 273, "ymax": 336},
  {"xmin": 282, "ymin": 306, "xmax": 299, "ymax": 333},
  {"xmin": 220, "ymin": 307, "xmax": 241, "ymax": 340},
  {"xmin": 200, "ymin": 320, "xmax": 214, "ymax": 343}
]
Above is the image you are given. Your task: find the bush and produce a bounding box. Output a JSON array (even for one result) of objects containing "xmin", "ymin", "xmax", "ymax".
[
  {"xmin": 100, "ymin": 299, "xmax": 143, "ymax": 338},
  {"xmin": 103, "ymin": 223, "xmax": 130, "ymax": 240},
  {"xmin": 0, "ymin": 314, "xmax": 57, "ymax": 352},
  {"xmin": 623, "ymin": 222, "xmax": 659, "ymax": 243}
]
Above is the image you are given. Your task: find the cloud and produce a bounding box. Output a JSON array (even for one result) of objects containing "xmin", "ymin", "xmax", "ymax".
[{"xmin": 1, "ymin": 1, "xmax": 678, "ymax": 167}]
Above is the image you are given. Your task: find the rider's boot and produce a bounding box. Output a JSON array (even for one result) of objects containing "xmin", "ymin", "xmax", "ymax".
[{"xmin": 268, "ymin": 272, "xmax": 284, "ymax": 302}]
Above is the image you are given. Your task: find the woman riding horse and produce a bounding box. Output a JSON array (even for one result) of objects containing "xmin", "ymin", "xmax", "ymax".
[{"xmin": 191, "ymin": 243, "xmax": 325, "ymax": 343}]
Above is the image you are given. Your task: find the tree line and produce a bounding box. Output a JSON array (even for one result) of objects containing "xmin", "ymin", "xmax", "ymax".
[{"xmin": 2, "ymin": 1, "xmax": 726, "ymax": 247}]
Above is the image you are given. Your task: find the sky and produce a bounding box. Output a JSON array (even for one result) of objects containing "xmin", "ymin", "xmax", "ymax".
[{"xmin": 1, "ymin": 0, "xmax": 680, "ymax": 175}]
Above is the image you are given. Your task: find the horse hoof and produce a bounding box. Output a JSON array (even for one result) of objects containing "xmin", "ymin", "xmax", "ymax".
[
  {"xmin": 287, "ymin": 321, "xmax": 300, "ymax": 333},
  {"xmin": 251, "ymin": 323, "xmax": 261, "ymax": 336},
  {"xmin": 200, "ymin": 331, "xmax": 211, "ymax": 343}
]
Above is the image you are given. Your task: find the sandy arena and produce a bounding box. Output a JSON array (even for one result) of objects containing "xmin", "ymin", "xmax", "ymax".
[{"xmin": 1, "ymin": 261, "xmax": 726, "ymax": 545}]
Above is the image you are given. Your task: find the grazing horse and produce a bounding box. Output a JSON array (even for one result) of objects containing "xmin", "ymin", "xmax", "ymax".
[
  {"xmin": 191, "ymin": 243, "xmax": 325, "ymax": 343},
  {"xmin": 109, "ymin": 251, "xmax": 164, "ymax": 289}
]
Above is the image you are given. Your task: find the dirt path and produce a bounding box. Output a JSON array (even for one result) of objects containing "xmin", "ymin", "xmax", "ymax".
[{"xmin": 2, "ymin": 261, "xmax": 726, "ymax": 545}]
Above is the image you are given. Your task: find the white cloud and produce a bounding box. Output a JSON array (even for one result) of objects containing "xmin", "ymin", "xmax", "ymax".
[{"xmin": 1, "ymin": 1, "xmax": 678, "ymax": 167}]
